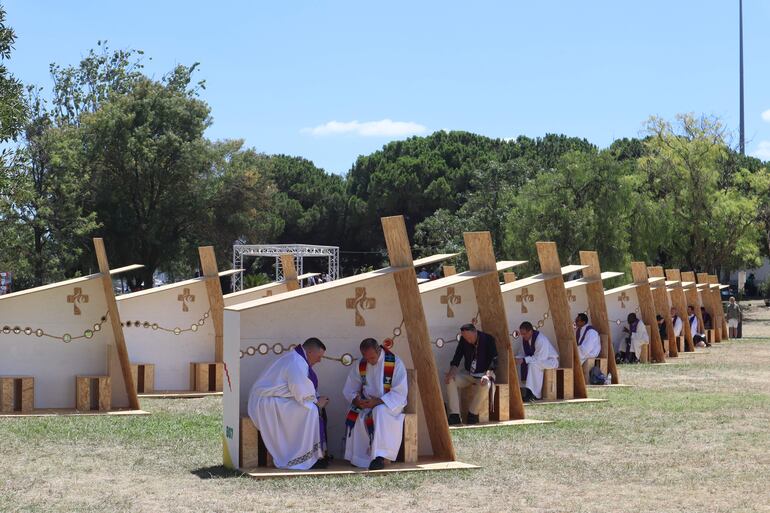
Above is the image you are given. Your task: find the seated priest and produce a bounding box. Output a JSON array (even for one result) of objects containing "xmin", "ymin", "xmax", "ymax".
[
  {"xmin": 619, "ymin": 313, "xmax": 648, "ymax": 363},
  {"xmin": 671, "ymin": 307, "xmax": 683, "ymax": 339},
  {"xmin": 444, "ymin": 323, "xmax": 497, "ymax": 425},
  {"xmin": 688, "ymin": 305, "xmax": 709, "ymax": 347},
  {"xmin": 247, "ymin": 337, "xmax": 329, "ymax": 470},
  {"xmin": 575, "ymin": 313, "xmax": 601, "ymax": 364},
  {"xmin": 515, "ymin": 322, "xmax": 559, "ymax": 402},
  {"xmin": 343, "ymin": 338, "xmax": 408, "ymax": 470}
]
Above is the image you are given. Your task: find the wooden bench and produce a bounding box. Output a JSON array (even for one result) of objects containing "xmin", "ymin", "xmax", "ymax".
[
  {"xmin": 239, "ymin": 369, "xmax": 419, "ymax": 469},
  {"xmin": 130, "ymin": 363, "xmax": 155, "ymax": 394},
  {"xmin": 460, "ymin": 382, "xmax": 489, "ymax": 424},
  {"xmin": 582, "ymin": 357, "xmax": 608, "ymax": 384},
  {"xmin": 190, "ymin": 362, "xmax": 223, "ymax": 392},
  {"xmin": 76, "ymin": 376, "xmax": 111, "ymax": 412},
  {"xmin": 542, "ymin": 368, "xmax": 573, "ymax": 400},
  {"xmin": 706, "ymin": 329, "xmax": 715, "ymax": 345},
  {"xmin": 639, "ymin": 325, "xmax": 651, "ymax": 363},
  {"xmin": 0, "ymin": 376, "xmax": 34, "ymax": 413},
  {"xmin": 675, "ymin": 335, "xmax": 684, "ymax": 352}
]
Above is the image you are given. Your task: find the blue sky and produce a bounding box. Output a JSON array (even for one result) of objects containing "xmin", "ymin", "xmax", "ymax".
[{"xmin": 5, "ymin": 0, "xmax": 769, "ymax": 173}]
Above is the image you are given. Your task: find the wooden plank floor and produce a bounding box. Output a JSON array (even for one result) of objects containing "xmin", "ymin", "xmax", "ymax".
[
  {"xmin": 244, "ymin": 459, "xmax": 478, "ymax": 479},
  {"xmin": 139, "ymin": 391, "xmax": 223, "ymax": 399},
  {"xmin": 524, "ymin": 398, "xmax": 608, "ymax": 407},
  {"xmin": 0, "ymin": 408, "xmax": 149, "ymax": 418},
  {"xmin": 449, "ymin": 418, "xmax": 553, "ymax": 430}
]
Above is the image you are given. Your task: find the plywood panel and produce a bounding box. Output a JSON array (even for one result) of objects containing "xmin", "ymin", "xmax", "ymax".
[
  {"xmin": 665, "ymin": 269, "xmax": 695, "ymax": 352},
  {"xmin": 682, "ymin": 272, "xmax": 706, "ymax": 339},
  {"xmin": 199, "ymin": 246, "xmax": 226, "ymax": 362},
  {"xmin": 579, "ymin": 251, "xmax": 619, "ymax": 383},
  {"xmin": 648, "ymin": 266, "xmax": 678, "ymax": 357},
  {"xmin": 631, "ymin": 262, "xmax": 666, "ymax": 363}
]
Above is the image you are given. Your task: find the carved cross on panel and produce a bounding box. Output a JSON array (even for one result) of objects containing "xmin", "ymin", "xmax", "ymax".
[
  {"xmin": 440, "ymin": 287, "xmax": 462, "ymax": 318},
  {"xmin": 516, "ymin": 287, "xmax": 534, "ymax": 314},
  {"xmin": 618, "ymin": 291, "xmax": 630, "ymax": 309},
  {"xmin": 66, "ymin": 287, "xmax": 89, "ymax": 315},
  {"xmin": 346, "ymin": 287, "xmax": 376, "ymax": 326},
  {"xmin": 177, "ymin": 288, "xmax": 196, "ymax": 312}
]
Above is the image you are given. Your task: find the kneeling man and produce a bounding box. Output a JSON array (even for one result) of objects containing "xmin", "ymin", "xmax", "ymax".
[
  {"xmin": 575, "ymin": 313, "xmax": 601, "ymax": 364},
  {"xmin": 343, "ymin": 338, "xmax": 408, "ymax": 470},
  {"xmin": 516, "ymin": 322, "xmax": 559, "ymax": 401},
  {"xmin": 247, "ymin": 337, "xmax": 329, "ymax": 470}
]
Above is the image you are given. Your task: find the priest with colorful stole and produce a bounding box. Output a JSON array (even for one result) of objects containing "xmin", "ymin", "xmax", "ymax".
[
  {"xmin": 515, "ymin": 322, "xmax": 559, "ymax": 402},
  {"xmin": 575, "ymin": 313, "xmax": 601, "ymax": 364},
  {"xmin": 247, "ymin": 337, "xmax": 329, "ymax": 470},
  {"xmin": 343, "ymin": 338, "xmax": 408, "ymax": 470}
]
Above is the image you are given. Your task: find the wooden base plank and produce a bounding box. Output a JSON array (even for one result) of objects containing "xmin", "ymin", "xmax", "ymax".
[
  {"xmin": 0, "ymin": 408, "xmax": 149, "ymax": 417},
  {"xmin": 524, "ymin": 398, "xmax": 607, "ymax": 406},
  {"xmin": 243, "ymin": 458, "xmax": 478, "ymax": 479},
  {"xmin": 449, "ymin": 418, "xmax": 553, "ymax": 430},
  {"xmin": 138, "ymin": 391, "xmax": 223, "ymax": 399}
]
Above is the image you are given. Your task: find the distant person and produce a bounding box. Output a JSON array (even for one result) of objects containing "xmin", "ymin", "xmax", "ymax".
[
  {"xmin": 515, "ymin": 322, "xmax": 559, "ymax": 401},
  {"xmin": 417, "ymin": 268, "xmax": 430, "ymax": 280},
  {"xmin": 618, "ymin": 313, "xmax": 648, "ymax": 363},
  {"xmin": 726, "ymin": 297, "xmax": 742, "ymax": 338},
  {"xmin": 656, "ymin": 314, "xmax": 667, "ymax": 343},
  {"xmin": 671, "ymin": 307, "xmax": 683, "ymax": 339},
  {"xmin": 445, "ymin": 324, "xmax": 497, "ymax": 425},
  {"xmin": 700, "ymin": 307, "xmax": 713, "ymax": 330},
  {"xmin": 688, "ymin": 305, "xmax": 708, "ymax": 347},
  {"xmin": 575, "ymin": 313, "xmax": 601, "ymax": 364}
]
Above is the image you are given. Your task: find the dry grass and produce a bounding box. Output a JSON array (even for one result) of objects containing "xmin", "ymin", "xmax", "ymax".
[{"xmin": 2, "ymin": 306, "xmax": 770, "ymax": 513}]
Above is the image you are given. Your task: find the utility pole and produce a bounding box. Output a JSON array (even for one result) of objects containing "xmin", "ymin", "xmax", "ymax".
[{"xmin": 739, "ymin": 0, "xmax": 745, "ymax": 155}]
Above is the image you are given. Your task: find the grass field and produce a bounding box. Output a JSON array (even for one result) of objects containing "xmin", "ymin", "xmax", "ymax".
[{"xmin": 2, "ymin": 305, "xmax": 769, "ymax": 513}]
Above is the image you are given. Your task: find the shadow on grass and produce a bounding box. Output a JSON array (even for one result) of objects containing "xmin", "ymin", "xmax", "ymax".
[{"xmin": 191, "ymin": 465, "xmax": 244, "ymax": 479}]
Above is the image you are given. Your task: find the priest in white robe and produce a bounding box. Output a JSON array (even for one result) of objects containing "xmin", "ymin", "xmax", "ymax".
[
  {"xmin": 688, "ymin": 305, "xmax": 707, "ymax": 347},
  {"xmin": 671, "ymin": 307, "xmax": 684, "ymax": 337},
  {"xmin": 575, "ymin": 313, "xmax": 601, "ymax": 364},
  {"xmin": 247, "ymin": 338, "xmax": 329, "ymax": 470},
  {"xmin": 343, "ymin": 338, "xmax": 408, "ymax": 470},
  {"xmin": 515, "ymin": 322, "xmax": 559, "ymax": 401},
  {"xmin": 620, "ymin": 313, "xmax": 649, "ymax": 363}
]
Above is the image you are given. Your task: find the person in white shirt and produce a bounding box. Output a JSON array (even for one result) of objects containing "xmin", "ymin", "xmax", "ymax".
[
  {"xmin": 619, "ymin": 313, "xmax": 649, "ymax": 363},
  {"xmin": 688, "ymin": 305, "xmax": 708, "ymax": 347},
  {"xmin": 670, "ymin": 307, "xmax": 683, "ymax": 338},
  {"xmin": 575, "ymin": 313, "xmax": 601, "ymax": 364}
]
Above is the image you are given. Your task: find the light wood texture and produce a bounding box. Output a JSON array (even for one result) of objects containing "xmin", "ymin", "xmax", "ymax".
[
  {"xmin": 382, "ymin": 215, "xmax": 455, "ymax": 462},
  {"xmin": 542, "ymin": 368, "xmax": 574, "ymax": 401},
  {"xmin": 460, "ymin": 384, "xmax": 490, "ymax": 424},
  {"xmin": 401, "ymin": 414, "xmax": 419, "ymax": 463},
  {"xmin": 648, "ymin": 266, "xmax": 679, "ymax": 358},
  {"xmin": 244, "ymin": 459, "xmax": 479, "ymax": 479},
  {"xmin": 93, "ymin": 238, "xmax": 139, "ymax": 410},
  {"xmin": 631, "ymin": 262, "xmax": 666, "ymax": 363},
  {"xmin": 412, "ymin": 253, "xmax": 459, "ymax": 268},
  {"xmin": 536, "ymin": 242, "xmax": 587, "ymax": 399},
  {"xmin": 464, "ymin": 231, "xmax": 523, "ymax": 420},
  {"xmin": 709, "ymin": 275, "xmax": 729, "ymax": 339},
  {"xmin": 190, "ymin": 362, "xmax": 223, "ymax": 392},
  {"xmin": 665, "ymin": 269, "xmax": 695, "ymax": 352},
  {"xmin": 239, "ymin": 416, "xmax": 273, "ymax": 468},
  {"xmin": 579, "ymin": 251, "xmax": 620, "ymax": 383},
  {"xmin": 503, "ymin": 272, "xmax": 516, "ymax": 283},
  {"xmin": 199, "ymin": 246, "xmax": 225, "ymax": 362},
  {"xmin": 279, "ymin": 254, "xmax": 300, "ymax": 292},
  {"xmin": 0, "ymin": 377, "xmax": 34, "ymax": 413},
  {"xmin": 682, "ymin": 271, "xmax": 706, "ymax": 339},
  {"xmin": 442, "ymin": 265, "xmax": 457, "ymax": 277},
  {"xmin": 76, "ymin": 376, "xmax": 111, "ymax": 412},
  {"xmin": 130, "ymin": 364, "xmax": 155, "ymax": 394},
  {"xmin": 494, "ymin": 384, "xmax": 509, "ymax": 421},
  {"xmin": 698, "ymin": 273, "xmax": 722, "ymax": 342}
]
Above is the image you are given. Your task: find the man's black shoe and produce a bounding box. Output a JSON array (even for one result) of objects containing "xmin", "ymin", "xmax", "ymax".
[
  {"xmin": 368, "ymin": 456, "xmax": 385, "ymax": 470},
  {"xmin": 466, "ymin": 412, "xmax": 480, "ymax": 425},
  {"xmin": 311, "ymin": 458, "xmax": 329, "ymax": 470},
  {"xmin": 447, "ymin": 413, "xmax": 462, "ymax": 425}
]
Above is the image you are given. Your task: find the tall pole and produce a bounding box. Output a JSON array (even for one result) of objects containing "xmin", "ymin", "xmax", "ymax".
[{"xmin": 739, "ymin": 0, "xmax": 745, "ymax": 155}]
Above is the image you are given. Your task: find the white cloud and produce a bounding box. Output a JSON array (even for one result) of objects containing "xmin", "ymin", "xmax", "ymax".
[
  {"xmin": 752, "ymin": 140, "xmax": 770, "ymax": 161},
  {"xmin": 762, "ymin": 109, "xmax": 770, "ymax": 122},
  {"xmin": 301, "ymin": 119, "xmax": 427, "ymax": 137}
]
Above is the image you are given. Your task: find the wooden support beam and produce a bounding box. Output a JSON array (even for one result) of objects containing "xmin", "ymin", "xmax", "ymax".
[
  {"xmin": 464, "ymin": 232, "xmax": 524, "ymax": 420},
  {"xmin": 535, "ymin": 242, "xmax": 587, "ymax": 399},
  {"xmin": 280, "ymin": 254, "xmax": 300, "ymax": 292},
  {"xmin": 648, "ymin": 266, "xmax": 678, "ymax": 357},
  {"xmin": 697, "ymin": 272, "xmax": 721, "ymax": 342},
  {"xmin": 382, "ymin": 215, "xmax": 455, "ymax": 461},
  {"xmin": 93, "ymin": 238, "xmax": 139, "ymax": 410},
  {"xmin": 709, "ymin": 275, "xmax": 729, "ymax": 339},
  {"xmin": 665, "ymin": 269, "xmax": 695, "ymax": 352},
  {"xmin": 442, "ymin": 265, "xmax": 457, "ymax": 277},
  {"xmin": 199, "ymin": 246, "xmax": 225, "ymax": 363},
  {"xmin": 681, "ymin": 272, "xmax": 706, "ymax": 341},
  {"xmin": 579, "ymin": 251, "xmax": 620, "ymax": 384},
  {"xmin": 631, "ymin": 263, "xmax": 666, "ymax": 363}
]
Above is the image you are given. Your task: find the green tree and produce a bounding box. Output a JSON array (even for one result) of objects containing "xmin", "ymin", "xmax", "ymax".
[{"xmin": 0, "ymin": 3, "xmax": 25, "ymax": 144}]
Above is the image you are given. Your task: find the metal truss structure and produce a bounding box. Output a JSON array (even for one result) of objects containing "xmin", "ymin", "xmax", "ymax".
[{"xmin": 231, "ymin": 243, "xmax": 340, "ymax": 291}]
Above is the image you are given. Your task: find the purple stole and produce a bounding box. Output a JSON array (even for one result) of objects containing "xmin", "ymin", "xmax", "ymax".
[
  {"xmin": 630, "ymin": 320, "xmax": 639, "ymax": 333},
  {"xmin": 520, "ymin": 331, "xmax": 539, "ymax": 381},
  {"xmin": 294, "ymin": 345, "xmax": 325, "ymax": 450},
  {"xmin": 576, "ymin": 325, "xmax": 596, "ymax": 346}
]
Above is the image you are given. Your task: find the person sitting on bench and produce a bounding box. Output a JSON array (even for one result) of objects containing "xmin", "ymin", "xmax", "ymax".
[
  {"xmin": 688, "ymin": 306, "xmax": 709, "ymax": 347},
  {"xmin": 656, "ymin": 314, "xmax": 667, "ymax": 343},
  {"xmin": 444, "ymin": 324, "xmax": 497, "ymax": 425},
  {"xmin": 515, "ymin": 322, "xmax": 559, "ymax": 401},
  {"xmin": 671, "ymin": 307, "xmax": 683, "ymax": 339},
  {"xmin": 575, "ymin": 313, "xmax": 601, "ymax": 364},
  {"xmin": 618, "ymin": 313, "xmax": 648, "ymax": 363}
]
